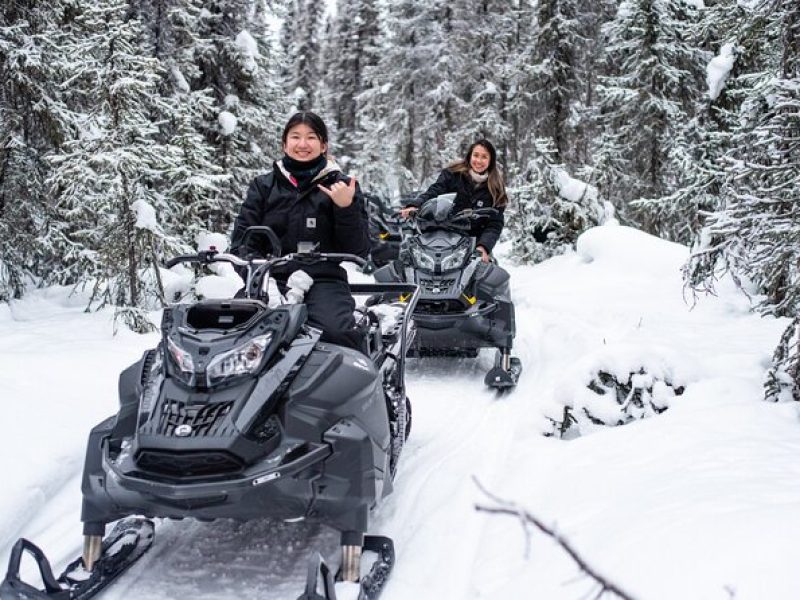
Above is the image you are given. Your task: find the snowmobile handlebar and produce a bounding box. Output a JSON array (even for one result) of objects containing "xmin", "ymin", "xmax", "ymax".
[{"xmin": 165, "ymin": 250, "xmax": 369, "ymax": 270}]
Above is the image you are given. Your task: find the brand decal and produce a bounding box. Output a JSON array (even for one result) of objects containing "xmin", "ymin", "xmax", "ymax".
[
  {"xmin": 306, "ymin": 217, "xmax": 317, "ymax": 228},
  {"xmin": 174, "ymin": 424, "xmax": 192, "ymax": 437}
]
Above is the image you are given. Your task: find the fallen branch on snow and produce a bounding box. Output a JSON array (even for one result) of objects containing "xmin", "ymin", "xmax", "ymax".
[{"xmin": 473, "ymin": 476, "xmax": 637, "ymax": 600}]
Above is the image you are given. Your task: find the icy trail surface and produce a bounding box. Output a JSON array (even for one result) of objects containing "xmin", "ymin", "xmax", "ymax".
[{"xmin": 3, "ymin": 224, "xmax": 800, "ymax": 599}]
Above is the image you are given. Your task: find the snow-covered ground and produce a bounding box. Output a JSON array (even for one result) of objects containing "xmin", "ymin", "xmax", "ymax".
[{"xmin": 3, "ymin": 223, "xmax": 800, "ymax": 599}]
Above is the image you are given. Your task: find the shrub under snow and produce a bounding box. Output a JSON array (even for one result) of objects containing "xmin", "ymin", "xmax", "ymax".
[{"xmin": 543, "ymin": 343, "xmax": 690, "ymax": 438}]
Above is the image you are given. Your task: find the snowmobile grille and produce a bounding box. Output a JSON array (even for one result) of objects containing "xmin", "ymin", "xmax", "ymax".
[
  {"xmin": 135, "ymin": 449, "xmax": 244, "ymax": 478},
  {"xmin": 419, "ymin": 278, "xmax": 456, "ymax": 295},
  {"xmin": 157, "ymin": 400, "xmax": 234, "ymax": 437}
]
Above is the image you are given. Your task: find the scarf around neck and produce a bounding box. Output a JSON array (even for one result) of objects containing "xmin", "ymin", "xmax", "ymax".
[{"xmin": 469, "ymin": 169, "xmax": 489, "ymax": 184}]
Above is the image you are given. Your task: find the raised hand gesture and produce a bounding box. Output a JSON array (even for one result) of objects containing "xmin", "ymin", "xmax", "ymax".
[{"xmin": 318, "ymin": 177, "xmax": 356, "ymax": 208}]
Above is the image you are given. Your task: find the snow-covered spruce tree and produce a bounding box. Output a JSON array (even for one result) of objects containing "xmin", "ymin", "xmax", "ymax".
[
  {"xmin": 44, "ymin": 1, "xmax": 188, "ymax": 331},
  {"xmin": 528, "ymin": 0, "xmax": 586, "ymax": 167},
  {"xmin": 0, "ymin": 1, "xmax": 78, "ymax": 300},
  {"xmin": 281, "ymin": 0, "xmax": 324, "ymax": 111},
  {"xmin": 446, "ymin": 0, "xmax": 515, "ymax": 163},
  {"xmin": 507, "ymin": 139, "xmax": 605, "ymax": 264},
  {"xmin": 592, "ymin": 0, "xmax": 706, "ymax": 233},
  {"xmin": 184, "ymin": 0, "xmax": 287, "ymax": 231},
  {"xmin": 319, "ymin": 0, "xmax": 380, "ymax": 167},
  {"xmin": 632, "ymin": 1, "xmax": 752, "ymax": 244},
  {"xmin": 352, "ymin": 0, "xmax": 461, "ymax": 197},
  {"xmin": 681, "ymin": 2, "xmax": 799, "ymax": 400},
  {"xmin": 501, "ymin": 0, "xmax": 537, "ymax": 172}
]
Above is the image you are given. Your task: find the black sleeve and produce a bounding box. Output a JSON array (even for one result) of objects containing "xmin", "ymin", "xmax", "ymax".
[
  {"xmin": 231, "ymin": 175, "xmax": 269, "ymax": 257},
  {"xmin": 476, "ymin": 205, "xmax": 505, "ymax": 253},
  {"xmin": 332, "ymin": 177, "xmax": 371, "ymax": 258},
  {"xmin": 406, "ymin": 169, "xmax": 455, "ymax": 208}
]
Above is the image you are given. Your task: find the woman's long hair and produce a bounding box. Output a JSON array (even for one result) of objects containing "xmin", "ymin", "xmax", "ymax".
[{"xmin": 447, "ymin": 139, "xmax": 508, "ymax": 208}]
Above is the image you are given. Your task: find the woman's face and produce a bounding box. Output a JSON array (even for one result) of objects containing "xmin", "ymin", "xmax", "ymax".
[
  {"xmin": 283, "ymin": 123, "xmax": 327, "ymax": 161},
  {"xmin": 469, "ymin": 145, "xmax": 491, "ymax": 174}
]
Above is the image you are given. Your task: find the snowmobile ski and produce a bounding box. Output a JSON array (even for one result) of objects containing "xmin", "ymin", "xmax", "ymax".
[
  {"xmin": 298, "ymin": 535, "xmax": 395, "ymax": 600},
  {"xmin": 1, "ymin": 518, "xmax": 154, "ymax": 600},
  {"xmin": 485, "ymin": 353, "xmax": 523, "ymax": 390}
]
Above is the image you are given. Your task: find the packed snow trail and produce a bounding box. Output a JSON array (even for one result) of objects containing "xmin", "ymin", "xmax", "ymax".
[{"xmin": 4, "ymin": 225, "xmax": 800, "ymax": 599}]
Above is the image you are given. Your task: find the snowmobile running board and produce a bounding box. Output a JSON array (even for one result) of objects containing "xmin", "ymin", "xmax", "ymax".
[
  {"xmin": 1, "ymin": 518, "xmax": 154, "ymax": 600},
  {"xmin": 299, "ymin": 535, "xmax": 395, "ymax": 600}
]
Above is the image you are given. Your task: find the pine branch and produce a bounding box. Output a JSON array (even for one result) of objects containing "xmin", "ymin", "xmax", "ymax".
[{"xmin": 473, "ymin": 477, "xmax": 637, "ymax": 600}]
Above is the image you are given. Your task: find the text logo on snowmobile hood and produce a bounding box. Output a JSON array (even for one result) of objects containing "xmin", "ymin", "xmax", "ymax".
[{"xmin": 175, "ymin": 424, "xmax": 193, "ymax": 437}]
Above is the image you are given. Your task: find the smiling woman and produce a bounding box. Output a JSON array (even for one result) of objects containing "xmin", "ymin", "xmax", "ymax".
[
  {"xmin": 400, "ymin": 139, "xmax": 509, "ymax": 264},
  {"xmin": 230, "ymin": 111, "xmax": 370, "ymax": 350}
]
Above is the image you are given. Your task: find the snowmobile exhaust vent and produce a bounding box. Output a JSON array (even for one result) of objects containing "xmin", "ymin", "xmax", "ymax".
[
  {"xmin": 135, "ymin": 449, "xmax": 244, "ymax": 478},
  {"xmin": 155, "ymin": 400, "xmax": 234, "ymax": 437}
]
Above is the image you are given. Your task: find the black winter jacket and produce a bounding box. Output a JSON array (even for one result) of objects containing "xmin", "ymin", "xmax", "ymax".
[
  {"xmin": 408, "ymin": 168, "xmax": 505, "ymax": 252},
  {"xmin": 230, "ymin": 160, "xmax": 370, "ymax": 281}
]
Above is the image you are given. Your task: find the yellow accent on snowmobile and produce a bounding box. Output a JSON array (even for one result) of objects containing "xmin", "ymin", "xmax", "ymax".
[
  {"xmin": 379, "ymin": 232, "xmax": 390, "ymax": 240},
  {"xmin": 462, "ymin": 294, "xmax": 477, "ymax": 305},
  {"xmin": 399, "ymin": 293, "xmax": 410, "ymax": 303}
]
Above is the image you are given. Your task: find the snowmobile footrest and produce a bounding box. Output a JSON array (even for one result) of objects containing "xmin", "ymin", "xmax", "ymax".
[
  {"xmin": 485, "ymin": 357, "xmax": 522, "ymax": 389},
  {"xmin": 1, "ymin": 518, "xmax": 154, "ymax": 600}
]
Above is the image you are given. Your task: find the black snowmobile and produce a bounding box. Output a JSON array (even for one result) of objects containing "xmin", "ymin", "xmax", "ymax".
[
  {"xmin": 1, "ymin": 227, "xmax": 419, "ymax": 600},
  {"xmin": 372, "ymin": 194, "xmax": 522, "ymax": 389},
  {"xmin": 365, "ymin": 194, "xmax": 402, "ymax": 269}
]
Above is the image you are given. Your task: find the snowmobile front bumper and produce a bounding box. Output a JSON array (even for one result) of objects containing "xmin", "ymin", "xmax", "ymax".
[
  {"xmin": 84, "ymin": 414, "xmax": 385, "ymax": 534},
  {"xmin": 100, "ymin": 437, "xmax": 331, "ymax": 501},
  {"xmin": 412, "ymin": 300, "xmax": 511, "ymax": 351}
]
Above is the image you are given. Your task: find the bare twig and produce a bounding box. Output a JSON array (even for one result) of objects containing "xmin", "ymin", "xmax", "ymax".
[{"xmin": 473, "ymin": 477, "xmax": 637, "ymax": 600}]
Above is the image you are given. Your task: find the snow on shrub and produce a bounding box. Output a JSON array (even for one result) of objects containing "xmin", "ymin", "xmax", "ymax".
[
  {"xmin": 765, "ymin": 316, "xmax": 800, "ymax": 403},
  {"xmin": 543, "ymin": 343, "xmax": 691, "ymax": 438}
]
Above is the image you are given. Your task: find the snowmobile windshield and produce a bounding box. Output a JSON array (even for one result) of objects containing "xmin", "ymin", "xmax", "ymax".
[{"xmin": 417, "ymin": 194, "xmax": 456, "ymax": 226}]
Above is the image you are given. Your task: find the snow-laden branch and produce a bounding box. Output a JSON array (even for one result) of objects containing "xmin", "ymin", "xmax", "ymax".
[{"xmin": 473, "ymin": 477, "xmax": 637, "ymax": 600}]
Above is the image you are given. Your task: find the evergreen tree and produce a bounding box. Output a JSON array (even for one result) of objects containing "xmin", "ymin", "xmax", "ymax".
[
  {"xmin": 282, "ymin": 0, "xmax": 323, "ymax": 110},
  {"xmin": 593, "ymin": 0, "xmax": 706, "ymax": 232},
  {"xmin": 190, "ymin": 0, "xmax": 287, "ymax": 231},
  {"xmin": 0, "ymin": 1, "xmax": 76, "ymax": 300},
  {"xmin": 44, "ymin": 0, "xmax": 185, "ymax": 331},
  {"xmin": 529, "ymin": 0, "xmax": 585, "ymax": 166},
  {"xmin": 319, "ymin": 0, "xmax": 380, "ymax": 166},
  {"xmin": 353, "ymin": 0, "xmax": 460, "ymax": 197},
  {"xmin": 508, "ymin": 139, "xmax": 605, "ymax": 264},
  {"xmin": 448, "ymin": 0, "xmax": 515, "ymax": 163}
]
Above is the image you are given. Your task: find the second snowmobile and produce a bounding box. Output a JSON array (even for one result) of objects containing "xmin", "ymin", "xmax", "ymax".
[
  {"xmin": 372, "ymin": 194, "xmax": 522, "ymax": 389},
  {"xmin": 1, "ymin": 228, "xmax": 419, "ymax": 600}
]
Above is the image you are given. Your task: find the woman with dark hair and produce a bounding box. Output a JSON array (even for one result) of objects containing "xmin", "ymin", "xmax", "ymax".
[
  {"xmin": 400, "ymin": 139, "xmax": 508, "ymax": 262},
  {"xmin": 230, "ymin": 111, "xmax": 370, "ymax": 350}
]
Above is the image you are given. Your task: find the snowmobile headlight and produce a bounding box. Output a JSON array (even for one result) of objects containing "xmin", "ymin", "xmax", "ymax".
[
  {"xmin": 440, "ymin": 245, "xmax": 469, "ymax": 271},
  {"xmin": 167, "ymin": 337, "xmax": 194, "ymax": 374},
  {"xmin": 410, "ymin": 245, "xmax": 435, "ymax": 271},
  {"xmin": 206, "ymin": 332, "xmax": 274, "ymax": 386}
]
